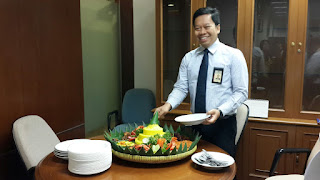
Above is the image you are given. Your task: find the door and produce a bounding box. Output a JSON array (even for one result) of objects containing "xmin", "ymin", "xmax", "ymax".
[
  {"xmin": 301, "ymin": 0, "xmax": 320, "ymax": 115},
  {"xmin": 157, "ymin": 0, "xmax": 242, "ymax": 109}
]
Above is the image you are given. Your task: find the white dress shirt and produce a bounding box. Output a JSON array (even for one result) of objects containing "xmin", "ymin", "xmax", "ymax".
[{"xmin": 166, "ymin": 39, "xmax": 248, "ymax": 116}]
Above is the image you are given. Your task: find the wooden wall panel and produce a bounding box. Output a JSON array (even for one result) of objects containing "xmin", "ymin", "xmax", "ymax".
[
  {"xmin": 120, "ymin": 0, "xmax": 134, "ymax": 99},
  {"xmin": 0, "ymin": 0, "xmax": 84, "ymax": 178},
  {"xmin": 246, "ymin": 122, "xmax": 296, "ymax": 179},
  {"xmin": 252, "ymin": 132, "xmax": 286, "ymax": 174},
  {"xmin": 294, "ymin": 126, "xmax": 319, "ymax": 173}
]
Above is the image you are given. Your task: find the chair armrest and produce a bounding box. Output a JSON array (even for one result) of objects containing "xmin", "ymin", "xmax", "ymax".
[
  {"xmin": 269, "ymin": 148, "xmax": 311, "ymax": 176},
  {"xmin": 107, "ymin": 110, "xmax": 120, "ymax": 130}
]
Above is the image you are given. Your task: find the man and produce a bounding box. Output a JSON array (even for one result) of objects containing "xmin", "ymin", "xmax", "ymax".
[
  {"xmin": 251, "ymin": 45, "xmax": 266, "ymax": 91},
  {"xmin": 155, "ymin": 7, "xmax": 248, "ymax": 157},
  {"xmin": 305, "ymin": 38, "xmax": 320, "ymax": 110}
]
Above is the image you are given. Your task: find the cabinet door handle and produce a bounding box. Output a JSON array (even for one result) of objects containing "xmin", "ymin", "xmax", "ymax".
[{"xmin": 296, "ymin": 153, "xmax": 300, "ymax": 164}]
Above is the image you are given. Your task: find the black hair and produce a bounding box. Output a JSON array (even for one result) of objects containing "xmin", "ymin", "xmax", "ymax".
[
  {"xmin": 192, "ymin": 7, "xmax": 220, "ymax": 27},
  {"xmin": 260, "ymin": 40, "xmax": 270, "ymax": 50}
]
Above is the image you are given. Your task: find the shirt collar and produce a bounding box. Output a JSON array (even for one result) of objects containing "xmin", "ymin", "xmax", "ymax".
[{"xmin": 196, "ymin": 38, "xmax": 221, "ymax": 55}]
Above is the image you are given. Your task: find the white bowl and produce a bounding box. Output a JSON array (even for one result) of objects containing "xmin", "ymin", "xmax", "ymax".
[{"xmin": 174, "ymin": 113, "xmax": 210, "ymax": 126}]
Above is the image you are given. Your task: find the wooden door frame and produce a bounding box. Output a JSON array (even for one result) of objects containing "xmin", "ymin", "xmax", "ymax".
[{"xmin": 120, "ymin": 0, "xmax": 134, "ymax": 100}]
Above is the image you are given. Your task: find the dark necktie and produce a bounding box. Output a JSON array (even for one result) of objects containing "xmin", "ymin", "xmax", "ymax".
[{"xmin": 195, "ymin": 49, "xmax": 209, "ymax": 113}]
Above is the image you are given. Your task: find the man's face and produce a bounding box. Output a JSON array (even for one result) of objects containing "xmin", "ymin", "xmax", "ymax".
[{"xmin": 194, "ymin": 14, "xmax": 220, "ymax": 48}]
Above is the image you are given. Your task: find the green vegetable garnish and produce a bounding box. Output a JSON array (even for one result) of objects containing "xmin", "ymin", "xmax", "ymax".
[
  {"xmin": 135, "ymin": 128, "xmax": 143, "ymax": 136},
  {"xmin": 162, "ymin": 131, "xmax": 172, "ymax": 143},
  {"xmin": 162, "ymin": 144, "xmax": 168, "ymax": 153},
  {"xmin": 154, "ymin": 134, "xmax": 161, "ymax": 139},
  {"xmin": 148, "ymin": 136, "xmax": 157, "ymax": 145},
  {"xmin": 149, "ymin": 111, "xmax": 159, "ymax": 125}
]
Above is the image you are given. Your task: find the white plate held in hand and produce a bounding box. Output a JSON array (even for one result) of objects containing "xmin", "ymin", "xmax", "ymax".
[{"xmin": 174, "ymin": 113, "xmax": 210, "ymax": 126}]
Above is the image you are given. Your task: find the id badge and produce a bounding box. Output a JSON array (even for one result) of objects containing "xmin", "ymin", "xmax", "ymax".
[{"xmin": 212, "ymin": 67, "xmax": 223, "ymax": 84}]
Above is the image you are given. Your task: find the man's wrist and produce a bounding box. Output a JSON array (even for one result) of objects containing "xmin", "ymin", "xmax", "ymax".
[
  {"xmin": 218, "ymin": 109, "xmax": 223, "ymax": 117},
  {"xmin": 164, "ymin": 102, "xmax": 172, "ymax": 111}
]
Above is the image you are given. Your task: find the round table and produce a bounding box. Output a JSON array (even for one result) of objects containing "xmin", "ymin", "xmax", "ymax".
[{"xmin": 35, "ymin": 136, "xmax": 236, "ymax": 180}]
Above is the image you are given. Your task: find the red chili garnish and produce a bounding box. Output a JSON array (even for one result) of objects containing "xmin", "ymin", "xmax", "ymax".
[
  {"xmin": 143, "ymin": 145, "xmax": 150, "ymax": 151},
  {"xmin": 128, "ymin": 136, "xmax": 136, "ymax": 141},
  {"xmin": 136, "ymin": 126, "xmax": 144, "ymax": 130}
]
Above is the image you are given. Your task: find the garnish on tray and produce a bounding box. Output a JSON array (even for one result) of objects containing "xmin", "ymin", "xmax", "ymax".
[{"xmin": 104, "ymin": 112, "xmax": 201, "ymax": 156}]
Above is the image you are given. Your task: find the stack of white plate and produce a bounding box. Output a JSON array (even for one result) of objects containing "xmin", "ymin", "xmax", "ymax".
[
  {"xmin": 68, "ymin": 140, "xmax": 112, "ymax": 175},
  {"xmin": 54, "ymin": 139, "xmax": 91, "ymax": 160}
]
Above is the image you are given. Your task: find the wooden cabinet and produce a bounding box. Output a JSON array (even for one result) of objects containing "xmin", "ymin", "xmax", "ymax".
[{"xmin": 239, "ymin": 119, "xmax": 320, "ymax": 179}]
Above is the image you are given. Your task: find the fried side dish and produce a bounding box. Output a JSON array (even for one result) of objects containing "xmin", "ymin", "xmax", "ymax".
[{"xmin": 175, "ymin": 140, "xmax": 193, "ymax": 149}]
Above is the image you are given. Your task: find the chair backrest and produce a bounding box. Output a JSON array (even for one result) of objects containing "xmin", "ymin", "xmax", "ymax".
[
  {"xmin": 235, "ymin": 104, "xmax": 249, "ymax": 145},
  {"xmin": 122, "ymin": 88, "xmax": 156, "ymax": 125},
  {"xmin": 12, "ymin": 115, "xmax": 60, "ymax": 170},
  {"xmin": 307, "ymin": 133, "xmax": 320, "ymax": 166},
  {"xmin": 304, "ymin": 150, "xmax": 320, "ymax": 180}
]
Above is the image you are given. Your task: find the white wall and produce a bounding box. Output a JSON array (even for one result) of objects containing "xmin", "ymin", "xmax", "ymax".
[
  {"xmin": 81, "ymin": 0, "xmax": 120, "ymax": 136},
  {"xmin": 133, "ymin": 0, "xmax": 156, "ymax": 95}
]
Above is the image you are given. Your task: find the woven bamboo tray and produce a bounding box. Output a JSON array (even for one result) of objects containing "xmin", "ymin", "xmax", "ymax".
[{"xmin": 112, "ymin": 146, "xmax": 197, "ymax": 164}]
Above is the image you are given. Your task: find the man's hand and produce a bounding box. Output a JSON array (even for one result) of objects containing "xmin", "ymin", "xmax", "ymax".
[
  {"xmin": 202, "ymin": 109, "xmax": 220, "ymax": 125},
  {"xmin": 154, "ymin": 102, "xmax": 172, "ymax": 119}
]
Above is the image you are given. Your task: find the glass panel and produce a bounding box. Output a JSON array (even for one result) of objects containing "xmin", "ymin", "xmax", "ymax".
[
  {"xmin": 207, "ymin": 0, "xmax": 238, "ymax": 48},
  {"xmin": 251, "ymin": 0, "xmax": 288, "ymax": 109},
  {"xmin": 302, "ymin": 0, "xmax": 320, "ymax": 111},
  {"xmin": 162, "ymin": 0, "xmax": 191, "ymax": 102}
]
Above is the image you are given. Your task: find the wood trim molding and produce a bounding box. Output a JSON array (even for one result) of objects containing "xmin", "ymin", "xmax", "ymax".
[
  {"xmin": 249, "ymin": 117, "xmax": 319, "ymax": 126},
  {"xmin": 156, "ymin": 0, "xmax": 162, "ymax": 107},
  {"xmin": 120, "ymin": 0, "xmax": 134, "ymax": 99}
]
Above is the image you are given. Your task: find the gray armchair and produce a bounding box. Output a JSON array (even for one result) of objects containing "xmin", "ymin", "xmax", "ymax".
[
  {"xmin": 12, "ymin": 115, "xmax": 60, "ymax": 178},
  {"xmin": 107, "ymin": 88, "xmax": 156, "ymax": 132}
]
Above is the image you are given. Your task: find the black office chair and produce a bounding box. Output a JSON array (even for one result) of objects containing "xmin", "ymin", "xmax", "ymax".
[
  {"xmin": 266, "ymin": 134, "xmax": 320, "ymax": 179},
  {"xmin": 107, "ymin": 88, "xmax": 156, "ymax": 132}
]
